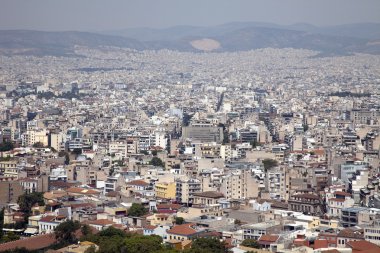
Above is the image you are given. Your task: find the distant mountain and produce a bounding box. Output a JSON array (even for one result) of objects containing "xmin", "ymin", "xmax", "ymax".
[
  {"xmin": 106, "ymin": 22, "xmax": 380, "ymax": 41},
  {"xmin": 0, "ymin": 30, "xmax": 144, "ymax": 56},
  {"xmin": 0, "ymin": 22, "xmax": 380, "ymax": 56}
]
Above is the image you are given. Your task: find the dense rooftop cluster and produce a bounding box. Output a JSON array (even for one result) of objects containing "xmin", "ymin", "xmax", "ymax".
[{"xmin": 0, "ymin": 47, "xmax": 379, "ymax": 253}]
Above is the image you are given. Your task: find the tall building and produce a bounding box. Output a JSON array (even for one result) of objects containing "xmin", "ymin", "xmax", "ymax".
[
  {"xmin": 220, "ymin": 169, "xmax": 259, "ymax": 200},
  {"xmin": 176, "ymin": 178, "xmax": 201, "ymax": 205},
  {"xmin": 0, "ymin": 181, "xmax": 24, "ymax": 207},
  {"xmin": 182, "ymin": 123, "xmax": 223, "ymax": 143}
]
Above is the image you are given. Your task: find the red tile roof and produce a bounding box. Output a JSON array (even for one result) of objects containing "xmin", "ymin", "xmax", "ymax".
[
  {"xmin": 157, "ymin": 203, "xmax": 181, "ymax": 210},
  {"xmin": 39, "ymin": 215, "xmax": 57, "ymax": 222},
  {"xmin": 337, "ymin": 228, "xmax": 364, "ymax": 239},
  {"xmin": 127, "ymin": 180, "xmax": 149, "ymax": 186},
  {"xmin": 144, "ymin": 225, "xmax": 157, "ymax": 230},
  {"xmin": 259, "ymin": 235, "xmax": 279, "ymax": 243},
  {"xmin": 86, "ymin": 219, "xmax": 114, "ymax": 226},
  {"xmin": 167, "ymin": 223, "xmax": 198, "ymax": 236},
  {"xmin": 346, "ymin": 240, "xmax": 380, "ymax": 252},
  {"xmin": 66, "ymin": 187, "xmax": 100, "ymax": 195},
  {"xmin": 0, "ymin": 234, "xmax": 56, "ymax": 251}
]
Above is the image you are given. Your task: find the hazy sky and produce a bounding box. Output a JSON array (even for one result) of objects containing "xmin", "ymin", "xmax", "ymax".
[{"xmin": 1, "ymin": 0, "xmax": 380, "ymax": 31}]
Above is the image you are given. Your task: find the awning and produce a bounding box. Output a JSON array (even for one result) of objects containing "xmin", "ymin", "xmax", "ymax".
[{"xmin": 24, "ymin": 227, "xmax": 39, "ymax": 234}]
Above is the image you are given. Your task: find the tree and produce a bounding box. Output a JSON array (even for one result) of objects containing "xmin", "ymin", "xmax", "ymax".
[
  {"xmin": 84, "ymin": 245, "xmax": 97, "ymax": 253},
  {"xmin": 0, "ymin": 141, "xmax": 14, "ymax": 152},
  {"xmin": 128, "ymin": 203, "xmax": 148, "ymax": 217},
  {"xmin": 187, "ymin": 237, "xmax": 229, "ymax": 253},
  {"xmin": 1, "ymin": 232, "xmax": 20, "ymax": 243},
  {"xmin": 58, "ymin": 151, "xmax": 70, "ymax": 165},
  {"xmin": 64, "ymin": 153, "xmax": 70, "ymax": 165},
  {"xmin": 0, "ymin": 208, "xmax": 4, "ymax": 241},
  {"xmin": 32, "ymin": 142, "xmax": 45, "ymax": 148},
  {"xmin": 262, "ymin": 159, "xmax": 278, "ymax": 172},
  {"xmin": 151, "ymin": 150, "xmax": 158, "ymax": 156},
  {"xmin": 81, "ymin": 224, "xmax": 92, "ymax": 237},
  {"xmin": 241, "ymin": 239, "xmax": 261, "ymax": 249},
  {"xmin": 55, "ymin": 220, "xmax": 81, "ymax": 244},
  {"xmin": 124, "ymin": 234, "xmax": 163, "ymax": 253},
  {"xmin": 250, "ymin": 140, "xmax": 258, "ymax": 148},
  {"xmin": 17, "ymin": 192, "xmax": 44, "ymax": 214},
  {"xmin": 150, "ymin": 157, "xmax": 165, "ymax": 167},
  {"xmin": 175, "ymin": 217, "xmax": 185, "ymax": 225},
  {"xmin": 98, "ymin": 226, "xmax": 127, "ymax": 237}
]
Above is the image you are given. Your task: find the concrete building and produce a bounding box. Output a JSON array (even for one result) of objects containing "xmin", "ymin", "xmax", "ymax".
[
  {"xmin": 220, "ymin": 169, "xmax": 259, "ymax": 200},
  {"xmin": 182, "ymin": 123, "xmax": 223, "ymax": 143},
  {"xmin": 0, "ymin": 181, "xmax": 24, "ymax": 207}
]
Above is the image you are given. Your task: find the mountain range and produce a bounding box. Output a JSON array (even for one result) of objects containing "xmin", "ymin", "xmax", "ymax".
[{"xmin": 0, "ymin": 22, "xmax": 379, "ymax": 56}]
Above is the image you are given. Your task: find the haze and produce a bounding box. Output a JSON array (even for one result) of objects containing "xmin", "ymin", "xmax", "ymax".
[{"xmin": 1, "ymin": 0, "xmax": 380, "ymax": 31}]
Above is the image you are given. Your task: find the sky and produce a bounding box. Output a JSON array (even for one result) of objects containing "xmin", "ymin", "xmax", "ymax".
[{"xmin": 1, "ymin": 0, "xmax": 380, "ymax": 31}]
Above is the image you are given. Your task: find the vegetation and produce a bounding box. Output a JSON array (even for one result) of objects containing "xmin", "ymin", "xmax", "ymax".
[
  {"xmin": 0, "ymin": 208, "xmax": 21, "ymax": 243},
  {"xmin": 37, "ymin": 91, "xmax": 83, "ymax": 100},
  {"xmin": 1, "ymin": 225, "xmax": 231, "ymax": 253},
  {"xmin": 17, "ymin": 192, "xmax": 44, "ymax": 215},
  {"xmin": 329, "ymin": 91, "xmax": 370, "ymax": 98},
  {"xmin": 0, "ymin": 156, "xmax": 12, "ymax": 161},
  {"xmin": 241, "ymin": 238, "xmax": 261, "ymax": 249},
  {"xmin": 32, "ymin": 142, "xmax": 45, "ymax": 148},
  {"xmin": 0, "ymin": 232, "xmax": 20, "ymax": 243},
  {"xmin": 150, "ymin": 157, "xmax": 165, "ymax": 167},
  {"xmin": 127, "ymin": 203, "xmax": 148, "ymax": 217},
  {"xmin": 0, "ymin": 141, "xmax": 14, "ymax": 152},
  {"xmin": 140, "ymin": 150, "xmax": 149, "ymax": 155},
  {"xmin": 262, "ymin": 158, "xmax": 278, "ymax": 171},
  {"xmin": 55, "ymin": 220, "xmax": 81, "ymax": 245},
  {"xmin": 0, "ymin": 208, "xmax": 4, "ymax": 241},
  {"xmin": 182, "ymin": 113, "xmax": 193, "ymax": 127},
  {"xmin": 58, "ymin": 151, "xmax": 70, "ymax": 165},
  {"xmin": 124, "ymin": 234, "xmax": 163, "ymax": 253},
  {"xmin": 81, "ymin": 227, "xmax": 166, "ymax": 253},
  {"xmin": 250, "ymin": 140, "xmax": 259, "ymax": 148},
  {"xmin": 175, "ymin": 217, "xmax": 185, "ymax": 225},
  {"xmin": 186, "ymin": 237, "xmax": 229, "ymax": 253}
]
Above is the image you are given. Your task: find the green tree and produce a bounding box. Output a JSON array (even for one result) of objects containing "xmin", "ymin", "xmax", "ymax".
[
  {"xmin": 1, "ymin": 232, "xmax": 20, "ymax": 243},
  {"xmin": 58, "ymin": 151, "xmax": 70, "ymax": 165},
  {"xmin": 150, "ymin": 157, "xmax": 165, "ymax": 167},
  {"xmin": 55, "ymin": 220, "xmax": 81, "ymax": 244},
  {"xmin": 17, "ymin": 192, "xmax": 44, "ymax": 214},
  {"xmin": 128, "ymin": 203, "xmax": 148, "ymax": 217},
  {"xmin": 187, "ymin": 237, "xmax": 229, "ymax": 253},
  {"xmin": 241, "ymin": 238, "xmax": 261, "ymax": 249},
  {"xmin": 250, "ymin": 140, "xmax": 257, "ymax": 148},
  {"xmin": 0, "ymin": 141, "xmax": 14, "ymax": 152},
  {"xmin": 151, "ymin": 150, "xmax": 158, "ymax": 156},
  {"xmin": 98, "ymin": 226, "xmax": 127, "ymax": 237},
  {"xmin": 262, "ymin": 159, "xmax": 278, "ymax": 172},
  {"xmin": 84, "ymin": 245, "xmax": 97, "ymax": 253},
  {"xmin": 175, "ymin": 217, "xmax": 185, "ymax": 225},
  {"xmin": 81, "ymin": 224, "xmax": 92, "ymax": 237},
  {"xmin": 0, "ymin": 208, "xmax": 4, "ymax": 241},
  {"xmin": 32, "ymin": 142, "xmax": 45, "ymax": 148},
  {"xmin": 124, "ymin": 234, "xmax": 163, "ymax": 253}
]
